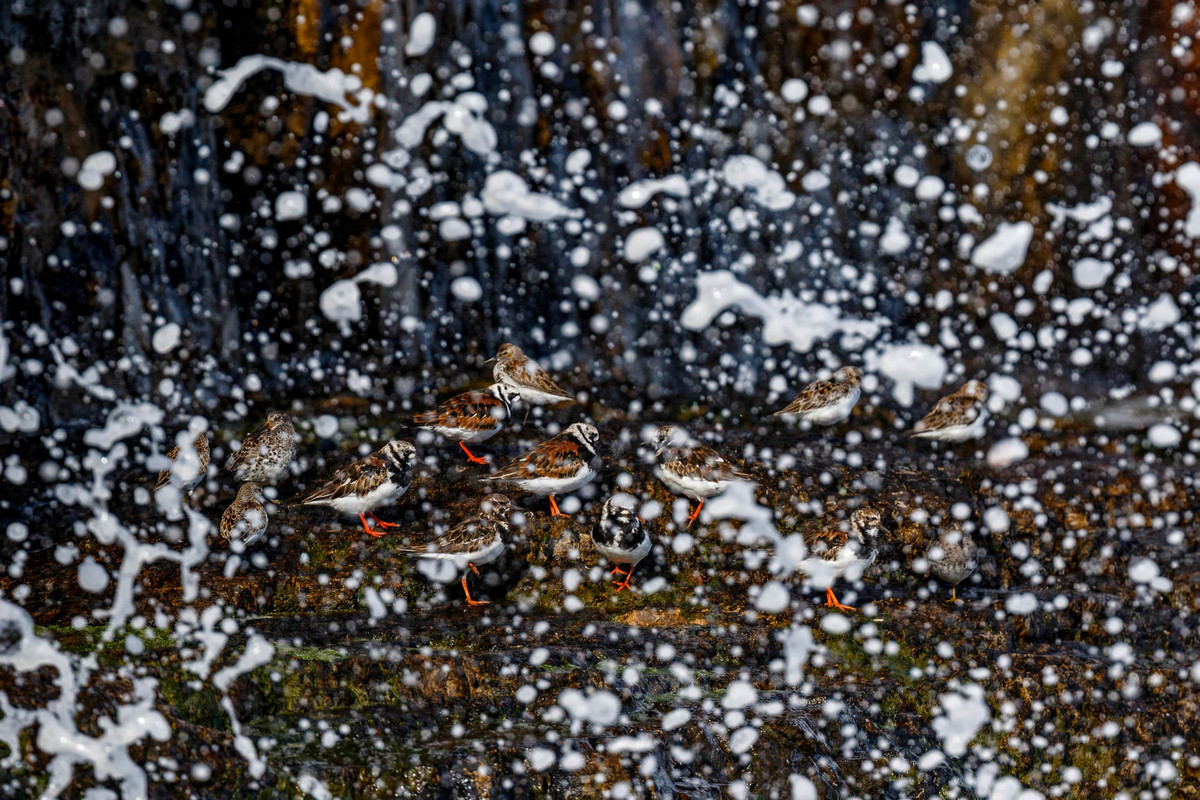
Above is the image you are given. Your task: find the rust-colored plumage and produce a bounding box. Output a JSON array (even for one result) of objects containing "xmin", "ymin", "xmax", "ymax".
[
  {"xmin": 298, "ymin": 440, "xmax": 417, "ymax": 536},
  {"xmin": 485, "ymin": 422, "xmax": 601, "ymax": 517},
  {"xmin": 413, "ymin": 384, "xmax": 516, "ymax": 463}
]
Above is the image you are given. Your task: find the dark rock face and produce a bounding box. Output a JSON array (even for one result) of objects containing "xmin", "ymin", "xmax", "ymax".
[{"xmin": 0, "ymin": 0, "xmax": 1194, "ymax": 423}]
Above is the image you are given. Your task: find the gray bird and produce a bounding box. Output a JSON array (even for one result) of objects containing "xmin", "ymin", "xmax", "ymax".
[
  {"xmin": 925, "ymin": 521, "xmax": 978, "ymax": 601},
  {"xmin": 221, "ymin": 482, "xmax": 268, "ymax": 547},
  {"xmin": 225, "ymin": 411, "xmax": 298, "ymax": 484},
  {"xmin": 154, "ymin": 431, "xmax": 210, "ymax": 492}
]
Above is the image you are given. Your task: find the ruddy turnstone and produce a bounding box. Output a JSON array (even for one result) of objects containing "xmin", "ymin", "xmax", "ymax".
[
  {"xmin": 397, "ymin": 493, "xmax": 516, "ymax": 605},
  {"xmin": 774, "ymin": 366, "xmax": 863, "ymax": 426},
  {"xmin": 412, "ymin": 384, "xmax": 517, "ymax": 464},
  {"xmin": 484, "ymin": 422, "xmax": 601, "ymax": 517},
  {"xmin": 924, "ymin": 521, "xmax": 978, "ymax": 601},
  {"xmin": 652, "ymin": 425, "xmax": 753, "ymax": 528},
  {"xmin": 911, "ymin": 380, "xmax": 989, "ymax": 442},
  {"xmin": 592, "ymin": 497, "xmax": 652, "ymax": 593},
  {"xmin": 297, "ymin": 440, "xmax": 417, "ymax": 536},
  {"xmin": 220, "ymin": 482, "xmax": 269, "ymax": 547},
  {"xmin": 154, "ymin": 431, "xmax": 210, "ymax": 492},
  {"xmin": 795, "ymin": 507, "xmax": 882, "ymax": 612},
  {"xmin": 225, "ymin": 411, "xmax": 298, "ymax": 483},
  {"xmin": 492, "ymin": 343, "xmax": 573, "ymax": 405}
]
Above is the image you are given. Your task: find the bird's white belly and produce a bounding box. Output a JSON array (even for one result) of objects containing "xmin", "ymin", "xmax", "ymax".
[
  {"xmin": 318, "ymin": 482, "xmax": 403, "ymax": 516},
  {"xmin": 505, "ymin": 382, "xmax": 568, "ymax": 406},
  {"xmin": 657, "ymin": 467, "xmax": 725, "ymax": 500},
  {"xmin": 798, "ymin": 545, "xmax": 875, "ymax": 586},
  {"xmin": 413, "ymin": 534, "xmax": 505, "ymax": 569},
  {"xmin": 914, "ymin": 409, "xmax": 989, "ymax": 442},
  {"xmin": 800, "ymin": 388, "xmax": 860, "ymax": 425},
  {"xmin": 594, "ymin": 534, "xmax": 651, "ymax": 566},
  {"xmin": 428, "ymin": 423, "xmax": 501, "ymax": 443},
  {"xmin": 508, "ymin": 464, "xmax": 596, "ymax": 496}
]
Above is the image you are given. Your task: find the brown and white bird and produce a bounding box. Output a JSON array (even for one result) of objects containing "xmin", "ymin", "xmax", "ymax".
[
  {"xmin": 492, "ymin": 343, "xmax": 574, "ymax": 406},
  {"xmin": 592, "ymin": 497, "xmax": 652, "ymax": 593},
  {"xmin": 225, "ymin": 411, "xmax": 298, "ymax": 483},
  {"xmin": 413, "ymin": 384, "xmax": 517, "ymax": 464},
  {"xmin": 774, "ymin": 366, "xmax": 863, "ymax": 426},
  {"xmin": 154, "ymin": 431, "xmax": 210, "ymax": 492},
  {"xmin": 795, "ymin": 507, "xmax": 882, "ymax": 612},
  {"xmin": 484, "ymin": 422, "xmax": 601, "ymax": 517},
  {"xmin": 220, "ymin": 482, "xmax": 269, "ymax": 547},
  {"xmin": 911, "ymin": 380, "xmax": 989, "ymax": 442},
  {"xmin": 297, "ymin": 440, "xmax": 417, "ymax": 536},
  {"xmin": 923, "ymin": 521, "xmax": 978, "ymax": 601},
  {"xmin": 652, "ymin": 425, "xmax": 753, "ymax": 528},
  {"xmin": 397, "ymin": 493, "xmax": 518, "ymax": 606}
]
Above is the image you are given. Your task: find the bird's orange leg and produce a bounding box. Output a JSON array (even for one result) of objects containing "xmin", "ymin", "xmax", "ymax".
[
  {"xmin": 612, "ymin": 563, "xmax": 638, "ymax": 593},
  {"xmin": 825, "ymin": 586, "xmax": 856, "ymax": 612},
  {"xmin": 368, "ymin": 513, "xmax": 399, "ymax": 529},
  {"xmin": 359, "ymin": 513, "xmax": 386, "ymax": 538},
  {"xmin": 686, "ymin": 499, "xmax": 705, "ymax": 528},
  {"xmin": 609, "ymin": 564, "xmax": 628, "ymax": 576},
  {"xmin": 462, "ymin": 563, "xmax": 488, "ymax": 606},
  {"xmin": 548, "ymin": 495, "xmax": 569, "ymax": 517},
  {"xmin": 459, "ymin": 442, "xmax": 487, "ymax": 465}
]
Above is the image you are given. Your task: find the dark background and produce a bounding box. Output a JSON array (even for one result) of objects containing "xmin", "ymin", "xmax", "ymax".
[{"xmin": 1, "ymin": 0, "xmax": 1196, "ymax": 430}]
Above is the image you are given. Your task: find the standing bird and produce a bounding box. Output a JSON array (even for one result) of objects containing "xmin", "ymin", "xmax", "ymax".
[
  {"xmin": 485, "ymin": 422, "xmax": 601, "ymax": 517},
  {"xmin": 413, "ymin": 384, "xmax": 517, "ymax": 464},
  {"xmin": 652, "ymin": 425, "xmax": 753, "ymax": 528},
  {"xmin": 225, "ymin": 411, "xmax": 298, "ymax": 483},
  {"xmin": 911, "ymin": 380, "xmax": 990, "ymax": 442},
  {"xmin": 774, "ymin": 366, "xmax": 863, "ymax": 426},
  {"xmin": 795, "ymin": 507, "xmax": 882, "ymax": 612},
  {"xmin": 397, "ymin": 494, "xmax": 517, "ymax": 606},
  {"xmin": 297, "ymin": 440, "xmax": 417, "ymax": 536},
  {"xmin": 154, "ymin": 431, "xmax": 211, "ymax": 492},
  {"xmin": 492, "ymin": 343, "xmax": 574, "ymax": 406},
  {"xmin": 220, "ymin": 482, "xmax": 269, "ymax": 547},
  {"xmin": 924, "ymin": 521, "xmax": 978, "ymax": 602},
  {"xmin": 592, "ymin": 497, "xmax": 652, "ymax": 593}
]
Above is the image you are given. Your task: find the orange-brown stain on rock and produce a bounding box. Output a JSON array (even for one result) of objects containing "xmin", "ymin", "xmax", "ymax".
[{"xmin": 294, "ymin": 0, "xmax": 322, "ymax": 57}]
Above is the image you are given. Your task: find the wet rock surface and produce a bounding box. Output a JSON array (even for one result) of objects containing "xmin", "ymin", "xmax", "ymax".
[{"xmin": 2, "ymin": 408, "xmax": 1197, "ymax": 798}]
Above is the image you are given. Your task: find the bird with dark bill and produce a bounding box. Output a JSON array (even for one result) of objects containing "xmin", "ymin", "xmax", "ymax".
[
  {"xmin": 774, "ymin": 366, "xmax": 863, "ymax": 426},
  {"xmin": 396, "ymin": 493, "xmax": 519, "ymax": 606},
  {"xmin": 652, "ymin": 425, "xmax": 753, "ymax": 528},
  {"xmin": 297, "ymin": 440, "xmax": 417, "ymax": 536},
  {"xmin": 911, "ymin": 380, "xmax": 989, "ymax": 442},
  {"xmin": 792, "ymin": 507, "xmax": 882, "ymax": 613},
  {"xmin": 924, "ymin": 520, "xmax": 978, "ymax": 602},
  {"xmin": 413, "ymin": 384, "xmax": 517, "ymax": 464},
  {"xmin": 225, "ymin": 411, "xmax": 298, "ymax": 484},
  {"xmin": 492, "ymin": 343, "xmax": 574, "ymax": 406},
  {"xmin": 592, "ymin": 497, "xmax": 652, "ymax": 593},
  {"xmin": 154, "ymin": 431, "xmax": 210, "ymax": 492},
  {"xmin": 221, "ymin": 482, "xmax": 269, "ymax": 547},
  {"xmin": 484, "ymin": 422, "xmax": 601, "ymax": 517}
]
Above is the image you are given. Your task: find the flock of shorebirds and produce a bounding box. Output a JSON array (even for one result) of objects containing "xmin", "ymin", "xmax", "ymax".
[{"xmin": 153, "ymin": 344, "xmax": 986, "ymax": 610}]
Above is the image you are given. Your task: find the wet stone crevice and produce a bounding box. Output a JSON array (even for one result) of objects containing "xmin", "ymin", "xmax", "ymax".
[{"xmin": 1, "ymin": 416, "xmax": 1198, "ymax": 797}]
